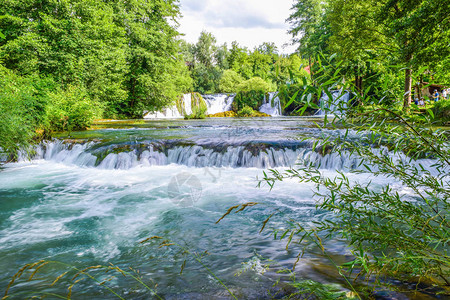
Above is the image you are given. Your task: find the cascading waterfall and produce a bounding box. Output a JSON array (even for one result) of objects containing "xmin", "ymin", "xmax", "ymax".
[
  {"xmin": 144, "ymin": 92, "xmax": 284, "ymax": 118},
  {"xmin": 23, "ymin": 140, "xmax": 309, "ymax": 169},
  {"xmin": 259, "ymin": 92, "xmax": 282, "ymax": 116},
  {"xmin": 20, "ymin": 138, "xmax": 438, "ymax": 172},
  {"xmin": 145, "ymin": 93, "xmax": 235, "ymax": 119},
  {"xmin": 203, "ymin": 94, "xmax": 235, "ymax": 114}
]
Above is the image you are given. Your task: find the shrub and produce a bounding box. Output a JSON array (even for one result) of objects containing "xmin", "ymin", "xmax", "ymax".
[
  {"xmin": 278, "ymin": 83, "xmax": 306, "ymax": 114},
  {"xmin": 432, "ymin": 98, "xmax": 450, "ymax": 124},
  {"xmin": 236, "ymin": 105, "xmax": 270, "ymax": 117},
  {"xmin": 232, "ymin": 77, "xmax": 274, "ymax": 112},
  {"xmin": 184, "ymin": 106, "xmax": 207, "ymax": 119},
  {"xmin": 233, "ymin": 90, "xmax": 266, "ymax": 111},
  {"xmin": 261, "ymin": 56, "xmax": 450, "ymax": 295},
  {"xmin": 236, "ymin": 77, "xmax": 271, "ymax": 92},
  {"xmin": 206, "ymin": 111, "xmax": 237, "ymax": 117},
  {"xmin": 46, "ymin": 85, "xmax": 104, "ymax": 132},
  {"xmin": 237, "ymin": 105, "xmax": 255, "ymax": 117},
  {"xmin": 0, "ymin": 66, "xmax": 52, "ymax": 159}
]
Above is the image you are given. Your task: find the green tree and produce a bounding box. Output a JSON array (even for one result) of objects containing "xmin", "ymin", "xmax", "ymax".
[
  {"xmin": 0, "ymin": 0, "xmax": 129, "ymax": 114},
  {"xmin": 237, "ymin": 77, "xmax": 272, "ymax": 92},
  {"xmin": 228, "ymin": 41, "xmax": 253, "ymax": 79},
  {"xmin": 287, "ymin": 0, "xmax": 331, "ymax": 75},
  {"xmin": 194, "ymin": 31, "xmax": 217, "ymax": 68},
  {"xmin": 0, "ymin": 0, "xmax": 190, "ymax": 118},
  {"xmin": 378, "ymin": 0, "xmax": 450, "ymax": 107},
  {"xmin": 248, "ymin": 49, "xmax": 272, "ymax": 80},
  {"xmin": 215, "ymin": 43, "xmax": 230, "ymax": 70},
  {"xmin": 118, "ymin": 0, "xmax": 188, "ymax": 116},
  {"xmin": 219, "ymin": 70, "xmax": 244, "ymax": 93}
]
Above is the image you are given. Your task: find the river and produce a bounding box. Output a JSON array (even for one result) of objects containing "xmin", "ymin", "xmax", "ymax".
[{"xmin": 0, "ymin": 117, "xmax": 439, "ymax": 299}]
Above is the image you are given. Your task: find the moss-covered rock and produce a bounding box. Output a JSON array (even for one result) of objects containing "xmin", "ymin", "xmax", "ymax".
[
  {"xmin": 181, "ymin": 93, "xmax": 208, "ymax": 119},
  {"xmin": 252, "ymin": 111, "xmax": 271, "ymax": 117},
  {"xmin": 191, "ymin": 92, "xmax": 207, "ymax": 112},
  {"xmin": 207, "ymin": 111, "xmax": 237, "ymax": 118}
]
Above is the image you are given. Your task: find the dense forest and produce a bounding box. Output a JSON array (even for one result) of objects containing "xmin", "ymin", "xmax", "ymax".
[{"xmin": 288, "ymin": 0, "xmax": 450, "ymax": 107}]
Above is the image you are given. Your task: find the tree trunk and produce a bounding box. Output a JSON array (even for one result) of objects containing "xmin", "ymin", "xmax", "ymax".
[
  {"xmin": 354, "ymin": 66, "xmax": 363, "ymax": 97},
  {"xmin": 354, "ymin": 75, "xmax": 363, "ymax": 96},
  {"xmin": 403, "ymin": 54, "xmax": 413, "ymax": 108},
  {"xmin": 404, "ymin": 67, "xmax": 412, "ymax": 108}
]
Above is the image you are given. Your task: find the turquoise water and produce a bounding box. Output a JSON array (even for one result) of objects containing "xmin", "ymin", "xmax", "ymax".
[{"xmin": 0, "ymin": 117, "xmax": 430, "ymax": 299}]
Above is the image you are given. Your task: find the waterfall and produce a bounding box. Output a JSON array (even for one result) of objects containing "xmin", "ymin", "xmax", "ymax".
[
  {"xmin": 144, "ymin": 92, "xmax": 285, "ymax": 118},
  {"xmin": 24, "ymin": 140, "xmax": 306, "ymax": 169},
  {"xmin": 203, "ymin": 94, "xmax": 235, "ymax": 115},
  {"xmin": 144, "ymin": 94, "xmax": 192, "ymax": 119},
  {"xmin": 259, "ymin": 92, "xmax": 282, "ymax": 116},
  {"xmin": 19, "ymin": 139, "xmax": 441, "ymax": 173},
  {"xmin": 145, "ymin": 93, "xmax": 235, "ymax": 119},
  {"xmin": 316, "ymin": 90, "xmax": 351, "ymax": 116},
  {"xmin": 184, "ymin": 93, "xmax": 193, "ymax": 116}
]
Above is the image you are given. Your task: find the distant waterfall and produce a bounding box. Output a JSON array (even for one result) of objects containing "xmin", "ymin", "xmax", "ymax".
[
  {"xmin": 202, "ymin": 94, "xmax": 235, "ymax": 114},
  {"xmin": 144, "ymin": 92, "xmax": 284, "ymax": 119},
  {"xmin": 145, "ymin": 94, "xmax": 235, "ymax": 119},
  {"xmin": 259, "ymin": 92, "xmax": 282, "ymax": 116},
  {"xmin": 316, "ymin": 90, "xmax": 351, "ymax": 116}
]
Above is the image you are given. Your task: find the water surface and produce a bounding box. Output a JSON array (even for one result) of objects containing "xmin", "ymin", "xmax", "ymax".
[{"xmin": 0, "ymin": 117, "xmax": 436, "ymax": 299}]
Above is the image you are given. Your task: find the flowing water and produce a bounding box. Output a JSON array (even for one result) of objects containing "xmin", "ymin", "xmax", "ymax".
[{"xmin": 0, "ymin": 117, "xmax": 439, "ymax": 299}]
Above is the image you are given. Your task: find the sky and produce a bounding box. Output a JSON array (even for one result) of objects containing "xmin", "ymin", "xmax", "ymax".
[{"xmin": 177, "ymin": 0, "xmax": 297, "ymax": 54}]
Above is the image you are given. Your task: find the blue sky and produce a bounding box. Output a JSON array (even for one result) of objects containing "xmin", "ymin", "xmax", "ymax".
[{"xmin": 178, "ymin": 0, "xmax": 297, "ymax": 54}]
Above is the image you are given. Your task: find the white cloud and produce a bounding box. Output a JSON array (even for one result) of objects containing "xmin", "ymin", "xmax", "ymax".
[{"xmin": 178, "ymin": 0, "xmax": 297, "ymax": 54}]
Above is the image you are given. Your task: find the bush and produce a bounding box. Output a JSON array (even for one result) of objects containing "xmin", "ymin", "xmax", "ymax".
[
  {"xmin": 0, "ymin": 66, "xmax": 52, "ymax": 159},
  {"xmin": 261, "ymin": 56, "xmax": 450, "ymax": 295},
  {"xmin": 278, "ymin": 83, "xmax": 307, "ymax": 114},
  {"xmin": 236, "ymin": 77, "xmax": 271, "ymax": 92},
  {"xmin": 0, "ymin": 63, "xmax": 104, "ymax": 161},
  {"xmin": 206, "ymin": 111, "xmax": 237, "ymax": 117},
  {"xmin": 184, "ymin": 106, "xmax": 207, "ymax": 119},
  {"xmin": 46, "ymin": 85, "xmax": 104, "ymax": 132},
  {"xmin": 237, "ymin": 105, "xmax": 254, "ymax": 117},
  {"xmin": 236, "ymin": 105, "xmax": 270, "ymax": 117},
  {"xmin": 264, "ymin": 118, "xmax": 450, "ymax": 290},
  {"xmin": 219, "ymin": 70, "xmax": 244, "ymax": 93},
  {"xmin": 233, "ymin": 90, "xmax": 266, "ymax": 111},
  {"xmin": 231, "ymin": 77, "xmax": 274, "ymax": 112},
  {"xmin": 432, "ymin": 98, "xmax": 450, "ymax": 124}
]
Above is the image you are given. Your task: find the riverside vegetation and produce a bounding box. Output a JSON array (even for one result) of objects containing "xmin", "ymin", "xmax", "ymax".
[{"xmin": 259, "ymin": 55, "xmax": 450, "ymax": 298}]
